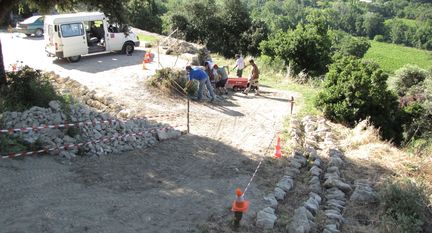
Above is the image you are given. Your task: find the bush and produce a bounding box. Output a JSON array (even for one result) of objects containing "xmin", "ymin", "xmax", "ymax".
[
  {"xmin": 315, "ymin": 56, "xmax": 402, "ymax": 142},
  {"xmin": 0, "ymin": 66, "xmax": 65, "ymax": 112},
  {"xmin": 380, "ymin": 179, "xmax": 428, "ymax": 233},
  {"xmin": 393, "ymin": 65, "xmax": 429, "ymax": 97},
  {"xmin": 330, "ymin": 30, "xmax": 371, "ymax": 58},
  {"xmin": 374, "ymin": 34, "xmax": 385, "ymax": 42},
  {"xmin": 148, "ymin": 68, "xmax": 197, "ymax": 97},
  {"xmin": 400, "ymin": 74, "xmax": 432, "ymax": 143}
]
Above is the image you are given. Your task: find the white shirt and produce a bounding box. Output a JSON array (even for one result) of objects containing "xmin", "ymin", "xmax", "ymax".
[{"xmin": 236, "ymin": 57, "xmax": 245, "ymax": 70}]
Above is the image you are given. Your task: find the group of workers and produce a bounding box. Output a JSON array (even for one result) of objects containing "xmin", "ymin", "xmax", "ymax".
[{"xmin": 186, "ymin": 54, "xmax": 260, "ymax": 102}]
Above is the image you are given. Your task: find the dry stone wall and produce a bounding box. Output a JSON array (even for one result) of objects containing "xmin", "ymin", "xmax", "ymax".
[{"xmin": 255, "ymin": 116, "xmax": 378, "ymax": 232}]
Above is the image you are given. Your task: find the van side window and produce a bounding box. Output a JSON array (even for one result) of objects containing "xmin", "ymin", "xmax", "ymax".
[{"xmin": 60, "ymin": 23, "xmax": 84, "ymax": 38}]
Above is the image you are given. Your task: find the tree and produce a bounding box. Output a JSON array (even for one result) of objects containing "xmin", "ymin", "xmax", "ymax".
[
  {"xmin": 363, "ymin": 12, "xmax": 385, "ymax": 39},
  {"xmin": 315, "ymin": 56, "xmax": 402, "ymax": 142},
  {"xmin": 0, "ymin": 0, "xmax": 127, "ymax": 87},
  {"xmin": 127, "ymin": 0, "xmax": 166, "ymax": 33},
  {"xmin": 260, "ymin": 22, "xmax": 332, "ymax": 75},
  {"xmin": 214, "ymin": 0, "xmax": 252, "ymax": 57},
  {"xmin": 330, "ymin": 30, "xmax": 371, "ymax": 58}
]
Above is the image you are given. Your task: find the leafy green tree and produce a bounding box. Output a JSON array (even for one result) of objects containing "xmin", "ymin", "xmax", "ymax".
[
  {"xmin": 260, "ymin": 22, "xmax": 332, "ymax": 75},
  {"xmin": 250, "ymin": 0, "xmax": 305, "ymax": 33},
  {"xmin": 239, "ymin": 20, "xmax": 269, "ymax": 56},
  {"xmin": 363, "ymin": 12, "xmax": 385, "ymax": 39},
  {"xmin": 330, "ymin": 1, "xmax": 365, "ymax": 35},
  {"xmin": 214, "ymin": 0, "xmax": 252, "ymax": 57},
  {"xmin": 127, "ymin": 0, "xmax": 166, "ymax": 33},
  {"xmin": 414, "ymin": 22, "xmax": 432, "ymax": 50},
  {"xmin": 315, "ymin": 56, "xmax": 402, "ymax": 142},
  {"xmin": 329, "ymin": 30, "xmax": 371, "ymax": 58}
]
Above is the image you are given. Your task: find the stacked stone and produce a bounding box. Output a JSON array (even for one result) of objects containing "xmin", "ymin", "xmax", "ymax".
[
  {"xmin": 350, "ymin": 179, "xmax": 378, "ymax": 204},
  {"xmin": 318, "ymin": 120, "xmax": 351, "ymax": 233},
  {"xmin": 255, "ymin": 118, "xmax": 306, "ymax": 230},
  {"xmin": 287, "ymin": 116, "xmax": 323, "ymax": 233},
  {"xmin": 0, "ymin": 101, "xmax": 180, "ymax": 159},
  {"xmin": 46, "ymin": 72, "xmax": 126, "ymax": 118}
]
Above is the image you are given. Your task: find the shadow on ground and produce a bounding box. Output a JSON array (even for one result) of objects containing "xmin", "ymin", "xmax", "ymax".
[
  {"xmin": 52, "ymin": 50, "xmax": 145, "ymax": 73},
  {"xmin": 0, "ymin": 133, "xmax": 270, "ymax": 233}
]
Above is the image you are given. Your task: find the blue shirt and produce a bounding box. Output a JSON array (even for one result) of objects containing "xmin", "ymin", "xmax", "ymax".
[{"xmin": 188, "ymin": 68, "xmax": 208, "ymax": 81}]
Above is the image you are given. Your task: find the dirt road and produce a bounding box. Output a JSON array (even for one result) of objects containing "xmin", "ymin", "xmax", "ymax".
[{"xmin": 0, "ymin": 32, "xmax": 296, "ymax": 232}]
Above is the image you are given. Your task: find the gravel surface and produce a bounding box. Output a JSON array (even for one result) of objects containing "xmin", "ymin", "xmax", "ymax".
[{"xmin": 1, "ymin": 32, "xmax": 298, "ymax": 233}]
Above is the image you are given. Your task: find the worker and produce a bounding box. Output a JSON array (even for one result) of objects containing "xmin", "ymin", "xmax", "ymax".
[
  {"xmin": 213, "ymin": 64, "xmax": 229, "ymax": 95},
  {"xmin": 186, "ymin": 66, "xmax": 215, "ymax": 102},
  {"xmin": 243, "ymin": 59, "xmax": 260, "ymax": 95},
  {"xmin": 232, "ymin": 54, "xmax": 245, "ymax": 78}
]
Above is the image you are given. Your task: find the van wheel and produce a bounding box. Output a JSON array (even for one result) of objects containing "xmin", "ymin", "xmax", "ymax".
[
  {"xmin": 25, "ymin": 34, "xmax": 31, "ymax": 37},
  {"xmin": 122, "ymin": 42, "xmax": 134, "ymax": 55},
  {"xmin": 35, "ymin": 28, "xmax": 43, "ymax": 37},
  {"xmin": 67, "ymin": 55, "xmax": 81, "ymax": 63}
]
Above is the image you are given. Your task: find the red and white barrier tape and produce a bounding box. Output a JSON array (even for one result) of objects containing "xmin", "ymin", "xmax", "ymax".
[
  {"xmin": 1, "ymin": 125, "xmax": 184, "ymax": 159},
  {"xmin": 0, "ymin": 113, "xmax": 183, "ymax": 134}
]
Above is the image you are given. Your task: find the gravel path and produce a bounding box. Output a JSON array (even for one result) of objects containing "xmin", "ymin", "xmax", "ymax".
[{"xmin": 1, "ymin": 32, "xmax": 297, "ymax": 232}]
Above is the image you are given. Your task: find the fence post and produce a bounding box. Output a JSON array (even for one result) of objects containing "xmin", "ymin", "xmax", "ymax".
[
  {"xmin": 290, "ymin": 96, "xmax": 294, "ymax": 115},
  {"xmin": 187, "ymin": 98, "xmax": 190, "ymax": 134}
]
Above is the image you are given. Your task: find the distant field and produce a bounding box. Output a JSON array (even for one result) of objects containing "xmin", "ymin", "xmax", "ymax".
[{"xmin": 364, "ymin": 41, "xmax": 432, "ymax": 73}]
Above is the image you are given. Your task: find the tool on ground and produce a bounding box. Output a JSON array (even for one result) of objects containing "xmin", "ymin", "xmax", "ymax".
[
  {"xmin": 274, "ymin": 134, "xmax": 282, "ymax": 158},
  {"xmin": 231, "ymin": 188, "xmax": 249, "ymax": 228}
]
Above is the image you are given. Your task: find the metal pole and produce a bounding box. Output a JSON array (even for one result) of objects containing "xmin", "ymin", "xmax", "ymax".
[
  {"xmin": 157, "ymin": 41, "xmax": 160, "ymax": 69},
  {"xmin": 290, "ymin": 96, "xmax": 294, "ymax": 115},
  {"xmin": 187, "ymin": 98, "xmax": 190, "ymax": 134}
]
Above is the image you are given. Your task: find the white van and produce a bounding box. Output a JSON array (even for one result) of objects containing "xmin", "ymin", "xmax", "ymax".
[{"xmin": 44, "ymin": 12, "xmax": 140, "ymax": 62}]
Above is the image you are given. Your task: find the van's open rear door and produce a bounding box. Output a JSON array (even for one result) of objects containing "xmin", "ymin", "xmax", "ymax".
[{"xmin": 59, "ymin": 23, "xmax": 87, "ymax": 57}]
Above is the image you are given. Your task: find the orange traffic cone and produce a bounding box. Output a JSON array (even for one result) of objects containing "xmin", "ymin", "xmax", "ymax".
[
  {"xmin": 231, "ymin": 188, "xmax": 249, "ymax": 228},
  {"xmin": 274, "ymin": 135, "xmax": 282, "ymax": 158}
]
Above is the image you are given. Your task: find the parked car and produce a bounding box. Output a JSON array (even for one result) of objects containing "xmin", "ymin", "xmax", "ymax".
[{"xmin": 15, "ymin": 15, "xmax": 44, "ymax": 37}]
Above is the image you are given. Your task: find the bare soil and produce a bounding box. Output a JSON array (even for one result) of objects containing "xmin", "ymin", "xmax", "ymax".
[{"xmin": 0, "ymin": 32, "xmax": 297, "ymax": 233}]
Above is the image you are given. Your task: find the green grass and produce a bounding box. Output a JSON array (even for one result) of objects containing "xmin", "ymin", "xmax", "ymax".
[
  {"xmin": 260, "ymin": 77, "xmax": 321, "ymax": 117},
  {"xmin": 137, "ymin": 33, "xmax": 159, "ymax": 43},
  {"xmin": 364, "ymin": 41, "xmax": 432, "ymax": 74}
]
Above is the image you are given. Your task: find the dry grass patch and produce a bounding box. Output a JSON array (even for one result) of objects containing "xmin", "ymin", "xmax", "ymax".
[{"xmin": 333, "ymin": 119, "xmax": 432, "ymax": 232}]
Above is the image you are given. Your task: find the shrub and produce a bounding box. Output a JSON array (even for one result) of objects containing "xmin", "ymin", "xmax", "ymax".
[
  {"xmin": 148, "ymin": 68, "xmax": 197, "ymax": 97},
  {"xmin": 393, "ymin": 65, "xmax": 428, "ymax": 97},
  {"xmin": 380, "ymin": 179, "xmax": 428, "ymax": 233},
  {"xmin": 315, "ymin": 56, "xmax": 402, "ymax": 142},
  {"xmin": 374, "ymin": 34, "xmax": 385, "ymax": 42},
  {"xmin": 0, "ymin": 66, "xmax": 65, "ymax": 112},
  {"xmin": 330, "ymin": 30, "xmax": 371, "ymax": 58},
  {"xmin": 401, "ymin": 74, "xmax": 432, "ymax": 143}
]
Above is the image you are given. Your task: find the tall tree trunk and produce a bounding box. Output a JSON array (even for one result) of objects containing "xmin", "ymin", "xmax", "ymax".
[
  {"xmin": 0, "ymin": 0, "xmax": 19, "ymax": 87},
  {"xmin": 0, "ymin": 38, "xmax": 6, "ymax": 87}
]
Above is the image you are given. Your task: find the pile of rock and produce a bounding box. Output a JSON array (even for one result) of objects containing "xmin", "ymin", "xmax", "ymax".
[
  {"xmin": 0, "ymin": 101, "xmax": 181, "ymax": 159},
  {"xmin": 46, "ymin": 72, "xmax": 130, "ymax": 118}
]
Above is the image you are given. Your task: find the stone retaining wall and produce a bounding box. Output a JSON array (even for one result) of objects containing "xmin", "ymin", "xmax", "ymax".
[{"xmin": 255, "ymin": 116, "xmax": 378, "ymax": 232}]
